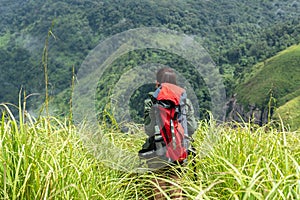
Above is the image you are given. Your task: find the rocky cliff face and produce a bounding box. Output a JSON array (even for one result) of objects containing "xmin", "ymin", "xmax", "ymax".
[{"xmin": 224, "ymin": 94, "xmax": 271, "ymax": 125}]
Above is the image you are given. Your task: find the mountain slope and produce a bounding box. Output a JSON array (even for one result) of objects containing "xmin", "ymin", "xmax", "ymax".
[
  {"xmin": 235, "ymin": 44, "xmax": 300, "ymax": 108},
  {"xmin": 229, "ymin": 44, "xmax": 300, "ymax": 127}
]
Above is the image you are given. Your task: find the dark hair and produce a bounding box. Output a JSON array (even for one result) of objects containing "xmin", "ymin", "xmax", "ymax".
[{"xmin": 156, "ymin": 67, "xmax": 177, "ymax": 85}]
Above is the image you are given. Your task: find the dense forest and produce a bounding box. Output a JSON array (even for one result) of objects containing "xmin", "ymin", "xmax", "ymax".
[{"xmin": 1, "ymin": 0, "xmax": 300, "ymax": 122}]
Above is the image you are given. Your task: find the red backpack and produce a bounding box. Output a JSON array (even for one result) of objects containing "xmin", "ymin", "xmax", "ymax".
[{"xmin": 152, "ymin": 83, "xmax": 189, "ymax": 163}]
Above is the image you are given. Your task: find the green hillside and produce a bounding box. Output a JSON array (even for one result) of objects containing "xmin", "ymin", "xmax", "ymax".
[
  {"xmin": 235, "ymin": 44, "xmax": 300, "ymax": 109},
  {"xmin": 274, "ymin": 95, "xmax": 300, "ymax": 131}
]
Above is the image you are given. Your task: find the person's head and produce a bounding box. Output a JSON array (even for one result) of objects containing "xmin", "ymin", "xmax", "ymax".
[{"xmin": 156, "ymin": 67, "xmax": 177, "ymax": 88}]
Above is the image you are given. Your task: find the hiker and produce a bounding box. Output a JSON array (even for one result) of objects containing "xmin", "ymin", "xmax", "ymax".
[{"xmin": 139, "ymin": 67, "xmax": 197, "ymax": 199}]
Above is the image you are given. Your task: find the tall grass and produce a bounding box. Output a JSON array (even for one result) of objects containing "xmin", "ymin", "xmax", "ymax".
[
  {"xmin": 0, "ymin": 105, "xmax": 130, "ymax": 199},
  {"xmin": 190, "ymin": 121, "xmax": 300, "ymax": 199},
  {"xmin": 0, "ymin": 105, "xmax": 300, "ymax": 199}
]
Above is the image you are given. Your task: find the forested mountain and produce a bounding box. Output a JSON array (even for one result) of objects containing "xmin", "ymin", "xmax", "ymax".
[{"xmin": 1, "ymin": 0, "xmax": 300, "ymax": 122}]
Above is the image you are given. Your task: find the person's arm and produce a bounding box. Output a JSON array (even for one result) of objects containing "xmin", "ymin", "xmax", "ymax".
[
  {"xmin": 144, "ymin": 96, "xmax": 155, "ymax": 137},
  {"xmin": 139, "ymin": 96, "xmax": 156, "ymax": 155}
]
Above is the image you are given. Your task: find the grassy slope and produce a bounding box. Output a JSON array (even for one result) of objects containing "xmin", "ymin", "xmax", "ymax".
[
  {"xmin": 274, "ymin": 95, "xmax": 300, "ymax": 131},
  {"xmin": 236, "ymin": 44, "xmax": 300, "ymax": 109}
]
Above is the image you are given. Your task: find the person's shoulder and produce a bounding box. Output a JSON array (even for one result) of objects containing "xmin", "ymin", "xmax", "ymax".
[{"xmin": 148, "ymin": 91, "xmax": 154, "ymax": 96}]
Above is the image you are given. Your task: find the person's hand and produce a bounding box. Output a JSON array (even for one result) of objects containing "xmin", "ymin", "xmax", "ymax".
[{"xmin": 144, "ymin": 98, "xmax": 153, "ymax": 116}]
